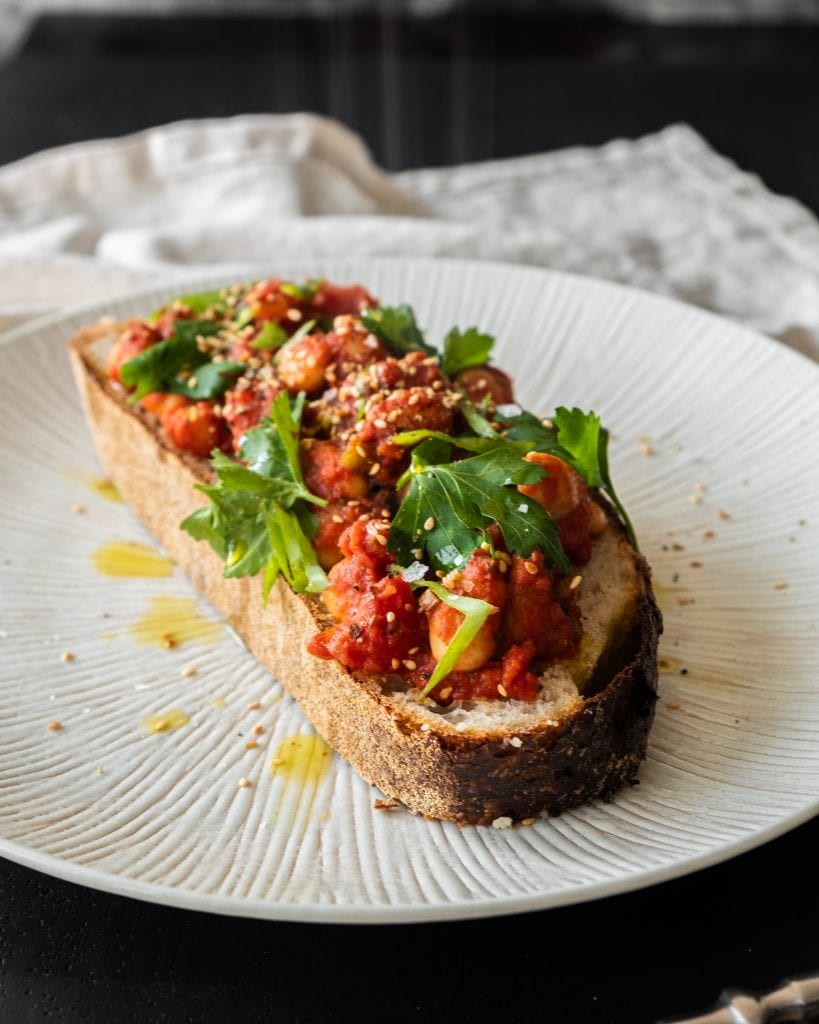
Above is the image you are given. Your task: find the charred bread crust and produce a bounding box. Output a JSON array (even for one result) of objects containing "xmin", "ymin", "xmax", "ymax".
[{"xmin": 69, "ymin": 320, "xmax": 662, "ymax": 826}]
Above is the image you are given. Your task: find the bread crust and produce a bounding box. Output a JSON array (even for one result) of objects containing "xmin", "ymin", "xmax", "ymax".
[{"xmin": 69, "ymin": 319, "xmax": 662, "ymax": 825}]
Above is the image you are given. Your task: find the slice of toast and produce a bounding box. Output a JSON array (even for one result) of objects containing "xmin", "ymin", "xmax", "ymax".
[{"xmin": 68, "ymin": 319, "xmax": 661, "ymax": 825}]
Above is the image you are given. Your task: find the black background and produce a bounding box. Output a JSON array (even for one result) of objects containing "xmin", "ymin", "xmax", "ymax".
[{"xmin": 1, "ymin": 10, "xmax": 818, "ymax": 1023}]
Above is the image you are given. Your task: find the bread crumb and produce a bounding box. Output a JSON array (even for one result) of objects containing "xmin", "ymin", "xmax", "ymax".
[
  {"xmin": 491, "ymin": 816, "xmax": 513, "ymax": 829},
  {"xmin": 508, "ymin": 736, "xmax": 523, "ymax": 748},
  {"xmin": 374, "ymin": 798, "xmax": 401, "ymax": 810}
]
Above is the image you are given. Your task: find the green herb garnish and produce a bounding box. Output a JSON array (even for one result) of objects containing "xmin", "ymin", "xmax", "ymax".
[
  {"xmin": 553, "ymin": 406, "xmax": 638, "ymax": 550},
  {"xmin": 120, "ymin": 320, "xmax": 223, "ymax": 401},
  {"xmin": 360, "ymin": 305, "xmax": 437, "ymax": 357},
  {"xmin": 441, "ymin": 326, "xmax": 495, "ymax": 378},
  {"xmin": 251, "ymin": 321, "xmax": 288, "ymax": 351},
  {"xmin": 389, "ymin": 444, "xmax": 569, "ymax": 575},
  {"xmin": 180, "ymin": 392, "xmax": 328, "ymax": 597},
  {"xmin": 411, "ymin": 581, "xmax": 494, "ymax": 699}
]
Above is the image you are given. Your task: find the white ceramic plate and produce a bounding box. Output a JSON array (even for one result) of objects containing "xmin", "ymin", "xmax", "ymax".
[{"xmin": 1, "ymin": 257, "xmax": 818, "ymax": 924}]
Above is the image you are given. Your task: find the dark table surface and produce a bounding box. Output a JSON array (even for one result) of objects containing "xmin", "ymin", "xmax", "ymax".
[{"xmin": 1, "ymin": 13, "xmax": 818, "ymax": 1024}]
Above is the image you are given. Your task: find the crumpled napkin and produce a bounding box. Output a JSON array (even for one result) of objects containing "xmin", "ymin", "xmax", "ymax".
[{"xmin": 1, "ymin": 112, "xmax": 817, "ymax": 360}]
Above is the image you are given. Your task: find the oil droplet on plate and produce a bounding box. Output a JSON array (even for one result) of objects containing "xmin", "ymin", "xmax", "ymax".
[
  {"xmin": 129, "ymin": 596, "xmax": 223, "ymax": 647},
  {"xmin": 142, "ymin": 709, "xmax": 189, "ymax": 733},
  {"xmin": 93, "ymin": 540, "xmax": 174, "ymax": 578},
  {"xmin": 270, "ymin": 734, "xmax": 332, "ymax": 787},
  {"xmin": 89, "ymin": 476, "xmax": 123, "ymax": 503}
]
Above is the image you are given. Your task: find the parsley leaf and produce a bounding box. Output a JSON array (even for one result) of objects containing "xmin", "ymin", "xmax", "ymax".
[
  {"xmin": 441, "ymin": 326, "xmax": 495, "ymax": 378},
  {"xmin": 180, "ymin": 392, "xmax": 328, "ymax": 596},
  {"xmin": 494, "ymin": 408, "xmax": 563, "ymax": 452},
  {"xmin": 279, "ymin": 278, "xmax": 324, "ymax": 301},
  {"xmin": 553, "ymin": 406, "xmax": 639, "ymax": 550},
  {"xmin": 120, "ymin": 320, "xmax": 223, "ymax": 401},
  {"xmin": 170, "ymin": 360, "xmax": 245, "ymax": 400},
  {"xmin": 389, "ymin": 447, "xmax": 569, "ymax": 574},
  {"xmin": 360, "ymin": 304, "xmax": 437, "ymax": 357}
]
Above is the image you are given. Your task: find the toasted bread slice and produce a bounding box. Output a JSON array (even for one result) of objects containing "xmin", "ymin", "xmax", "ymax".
[{"xmin": 69, "ymin": 319, "xmax": 661, "ymax": 825}]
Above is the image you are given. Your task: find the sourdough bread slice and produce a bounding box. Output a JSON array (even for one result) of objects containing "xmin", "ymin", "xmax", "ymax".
[{"xmin": 69, "ymin": 320, "xmax": 662, "ymax": 825}]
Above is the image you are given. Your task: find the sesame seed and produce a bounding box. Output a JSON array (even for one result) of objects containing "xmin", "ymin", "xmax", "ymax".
[
  {"xmin": 374, "ymin": 533, "xmax": 388, "ymax": 547},
  {"xmin": 251, "ymin": 724, "xmax": 264, "ymax": 736},
  {"xmin": 718, "ymin": 509, "xmax": 732, "ymax": 520},
  {"xmin": 524, "ymin": 561, "xmax": 538, "ymax": 575},
  {"xmin": 355, "ymin": 444, "xmax": 367, "ymax": 458},
  {"xmin": 639, "ymin": 443, "xmax": 655, "ymax": 456},
  {"xmin": 47, "ymin": 720, "xmax": 63, "ymax": 731},
  {"xmin": 180, "ymin": 666, "xmax": 197, "ymax": 677},
  {"xmin": 71, "ymin": 504, "xmax": 86, "ymax": 514},
  {"xmin": 244, "ymin": 740, "xmax": 258, "ymax": 750},
  {"xmin": 247, "ymin": 700, "xmax": 262, "ymax": 710},
  {"xmin": 439, "ymin": 686, "xmax": 453, "ymax": 700},
  {"xmin": 374, "ymin": 418, "xmax": 387, "ymax": 429},
  {"xmin": 369, "ymin": 462, "xmax": 381, "ymax": 476},
  {"xmin": 667, "ymin": 701, "xmax": 681, "ymax": 710},
  {"xmin": 498, "ymin": 560, "xmax": 508, "ymax": 573},
  {"xmin": 497, "ymin": 684, "xmax": 508, "ymax": 697},
  {"xmin": 690, "ymin": 561, "xmax": 703, "ymax": 569},
  {"xmin": 331, "ymin": 514, "xmax": 344, "ymax": 524},
  {"xmin": 161, "ymin": 633, "xmax": 176, "ymax": 649},
  {"xmin": 521, "ymin": 817, "xmax": 536, "ymax": 826},
  {"xmin": 238, "ymin": 777, "xmax": 251, "ymax": 788},
  {"xmin": 773, "ymin": 580, "xmax": 789, "ymax": 590},
  {"xmin": 61, "ymin": 651, "xmax": 75, "ymax": 663},
  {"xmin": 688, "ymin": 494, "xmax": 702, "ymax": 505},
  {"xmin": 424, "ymin": 516, "xmax": 435, "ymax": 531},
  {"xmin": 409, "ymin": 646, "xmax": 420, "ymax": 655},
  {"xmin": 286, "ymin": 308, "xmax": 303, "ymax": 321},
  {"xmin": 693, "ymin": 482, "xmax": 707, "ymax": 493},
  {"xmin": 403, "ymin": 659, "xmax": 417, "ymax": 670},
  {"xmin": 407, "ymin": 393, "xmax": 420, "ymax": 406},
  {"xmin": 386, "ymin": 611, "xmax": 396, "ymax": 623},
  {"xmin": 391, "ymin": 658, "xmax": 401, "ymax": 670},
  {"xmin": 569, "ymin": 575, "xmax": 582, "ymax": 590}
]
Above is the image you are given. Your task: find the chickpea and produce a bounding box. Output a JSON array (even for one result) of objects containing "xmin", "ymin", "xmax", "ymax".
[
  {"xmin": 276, "ymin": 335, "xmax": 332, "ymax": 395},
  {"xmin": 519, "ymin": 451, "xmax": 586, "ymax": 521}
]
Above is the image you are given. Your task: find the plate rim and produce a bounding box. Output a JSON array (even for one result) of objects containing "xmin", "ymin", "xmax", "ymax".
[{"xmin": 2, "ymin": 254, "xmax": 818, "ymax": 924}]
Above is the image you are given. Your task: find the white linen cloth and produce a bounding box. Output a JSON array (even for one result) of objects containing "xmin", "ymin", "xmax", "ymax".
[{"xmin": 1, "ymin": 112, "xmax": 818, "ymax": 361}]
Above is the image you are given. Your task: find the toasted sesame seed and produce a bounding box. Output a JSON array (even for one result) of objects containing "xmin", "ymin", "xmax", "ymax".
[
  {"xmin": 773, "ymin": 580, "xmax": 789, "ymax": 590},
  {"xmin": 386, "ymin": 611, "xmax": 396, "ymax": 623},
  {"xmin": 161, "ymin": 633, "xmax": 176, "ymax": 649},
  {"xmin": 61, "ymin": 651, "xmax": 75, "ymax": 663},
  {"xmin": 238, "ymin": 777, "xmax": 251, "ymax": 788},
  {"xmin": 71, "ymin": 504, "xmax": 86, "ymax": 514},
  {"xmin": 373, "ymin": 418, "xmax": 387, "ymax": 429},
  {"xmin": 247, "ymin": 700, "xmax": 262, "ymax": 710},
  {"xmin": 523, "ymin": 561, "xmax": 538, "ymax": 575},
  {"xmin": 718, "ymin": 509, "xmax": 732, "ymax": 520},
  {"xmin": 251, "ymin": 724, "xmax": 264, "ymax": 736},
  {"xmin": 403, "ymin": 659, "xmax": 417, "ymax": 670},
  {"xmin": 439, "ymin": 686, "xmax": 453, "ymax": 700},
  {"xmin": 391, "ymin": 658, "xmax": 401, "ymax": 670},
  {"xmin": 374, "ymin": 533, "xmax": 388, "ymax": 547},
  {"xmin": 667, "ymin": 701, "xmax": 682, "ymax": 710},
  {"xmin": 498, "ymin": 560, "xmax": 508, "ymax": 573},
  {"xmin": 244, "ymin": 740, "xmax": 259, "ymax": 750},
  {"xmin": 180, "ymin": 666, "xmax": 197, "ymax": 677},
  {"xmin": 286, "ymin": 308, "xmax": 303, "ymax": 321},
  {"xmin": 369, "ymin": 462, "xmax": 381, "ymax": 477},
  {"xmin": 569, "ymin": 575, "xmax": 582, "ymax": 590},
  {"xmin": 405, "ymin": 603, "xmax": 415, "ymax": 613},
  {"xmin": 47, "ymin": 720, "xmax": 63, "ymax": 731},
  {"xmin": 639, "ymin": 443, "xmax": 655, "ymax": 456},
  {"xmin": 409, "ymin": 646, "xmax": 419, "ymax": 655},
  {"xmin": 424, "ymin": 516, "xmax": 435, "ymax": 531},
  {"xmin": 407, "ymin": 393, "xmax": 420, "ymax": 406},
  {"xmin": 690, "ymin": 561, "xmax": 703, "ymax": 568},
  {"xmin": 497, "ymin": 684, "xmax": 508, "ymax": 697},
  {"xmin": 331, "ymin": 514, "xmax": 344, "ymax": 524},
  {"xmin": 355, "ymin": 444, "xmax": 367, "ymax": 458},
  {"xmin": 521, "ymin": 817, "xmax": 536, "ymax": 826}
]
